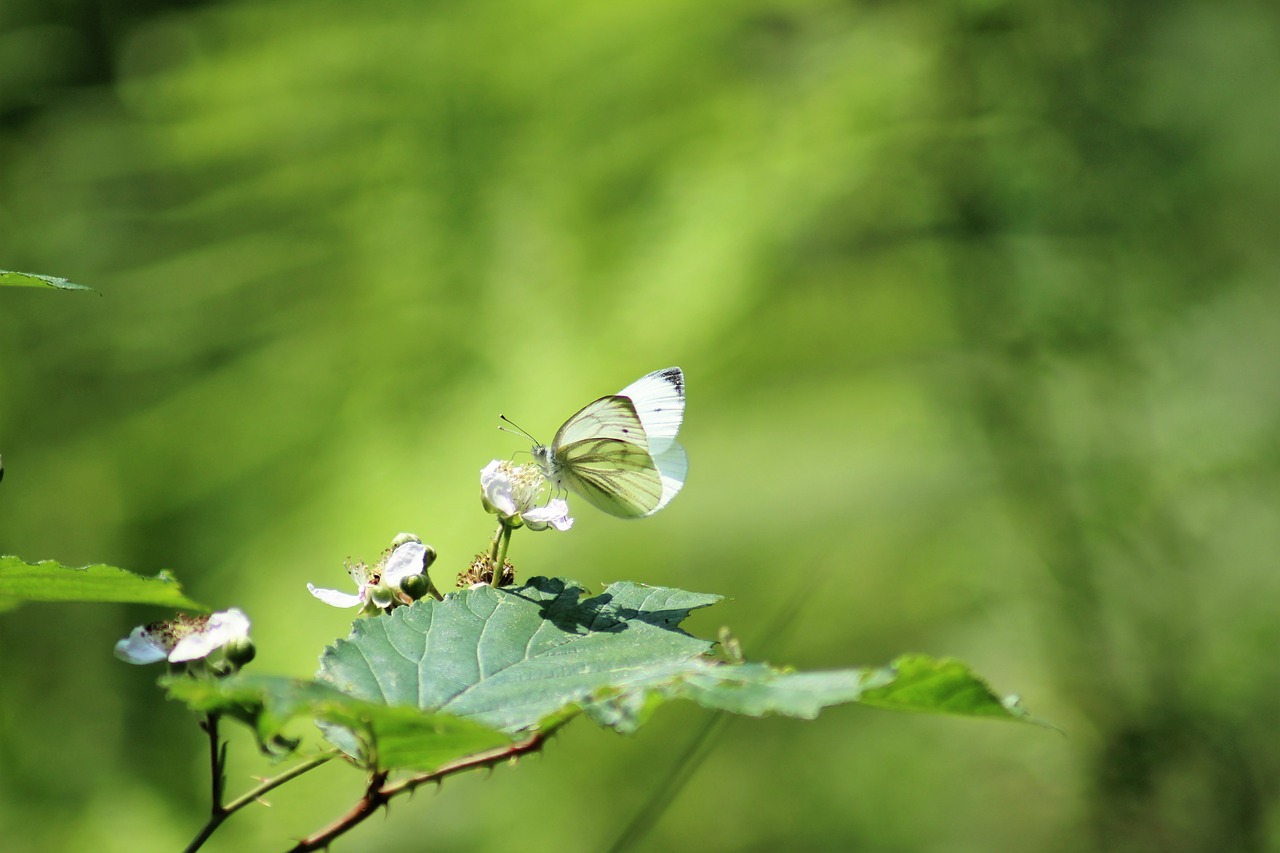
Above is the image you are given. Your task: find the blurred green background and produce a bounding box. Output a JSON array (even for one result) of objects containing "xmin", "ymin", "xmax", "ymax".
[{"xmin": 3, "ymin": 0, "xmax": 1279, "ymax": 850}]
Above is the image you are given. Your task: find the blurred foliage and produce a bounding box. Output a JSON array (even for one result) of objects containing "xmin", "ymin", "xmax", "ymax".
[{"xmin": 2, "ymin": 0, "xmax": 1279, "ymax": 850}]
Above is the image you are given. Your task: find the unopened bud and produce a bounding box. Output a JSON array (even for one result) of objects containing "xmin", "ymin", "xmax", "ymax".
[
  {"xmin": 225, "ymin": 638, "xmax": 256, "ymax": 668},
  {"xmin": 400, "ymin": 573, "xmax": 431, "ymax": 601}
]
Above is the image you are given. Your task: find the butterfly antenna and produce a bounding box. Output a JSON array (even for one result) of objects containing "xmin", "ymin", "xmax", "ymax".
[{"xmin": 498, "ymin": 414, "xmax": 539, "ymax": 444}]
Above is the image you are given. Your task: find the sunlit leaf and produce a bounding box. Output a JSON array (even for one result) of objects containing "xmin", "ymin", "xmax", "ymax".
[
  {"xmin": 0, "ymin": 556, "xmax": 204, "ymax": 611},
  {"xmin": 317, "ymin": 578, "xmax": 721, "ymax": 733},
  {"xmin": 855, "ymin": 655, "xmax": 1030, "ymax": 718},
  {"xmin": 0, "ymin": 269, "xmax": 96, "ymax": 292}
]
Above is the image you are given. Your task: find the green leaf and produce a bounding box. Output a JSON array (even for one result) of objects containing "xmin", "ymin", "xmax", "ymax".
[
  {"xmin": 856, "ymin": 654, "xmax": 1030, "ymax": 719},
  {"xmin": 0, "ymin": 556, "xmax": 205, "ymax": 611},
  {"xmin": 622, "ymin": 655, "xmax": 1028, "ymax": 728},
  {"xmin": 317, "ymin": 578, "xmax": 722, "ymax": 733},
  {"xmin": 164, "ymin": 674, "xmax": 515, "ymax": 772},
  {"xmin": 316, "ymin": 578, "xmax": 1033, "ymax": 737},
  {"xmin": 0, "ymin": 269, "xmax": 96, "ymax": 292}
]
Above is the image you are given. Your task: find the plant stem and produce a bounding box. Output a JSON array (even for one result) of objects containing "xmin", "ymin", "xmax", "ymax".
[
  {"xmin": 222, "ymin": 753, "xmax": 337, "ymax": 813},
  {"xmin": 285, "ymin": 719, "xmax": 571, "ymax": 852},
  {"xmin": 183, "ymin": 752, "xmax": 337, "ymax": 853},
  {"xmin": 183, "ymin": 712, "xmax": 226, "ymax": 852},
  {"xmin": 423, "ymin": 572, "xmax": 445, "ymax": 601},
  {"xmin": 490, "ymin": 521, "xmax": 513, "ymax": 586},
  {"xmin": 206, "ymin": 713, "xmax": 225, "ymax": 806}
]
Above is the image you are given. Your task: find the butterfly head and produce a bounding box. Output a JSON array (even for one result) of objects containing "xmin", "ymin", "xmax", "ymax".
[{"xmin": 530, "ymin": 443, "xmax": 564, "ymax": 491}]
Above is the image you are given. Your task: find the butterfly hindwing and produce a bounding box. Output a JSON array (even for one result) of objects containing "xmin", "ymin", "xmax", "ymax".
[
  {"xmin": 556, "ymin": 437, "xmax": 663, "ymax": 518},
  {"xmin": 650, "ymin": 440, "xmax": 688, "ymax": 513}
]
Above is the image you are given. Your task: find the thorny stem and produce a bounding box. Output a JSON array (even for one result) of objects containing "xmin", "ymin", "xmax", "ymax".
[{"xmin": 285, "ymin": 719, "xmax": 571, "ymax": 852}]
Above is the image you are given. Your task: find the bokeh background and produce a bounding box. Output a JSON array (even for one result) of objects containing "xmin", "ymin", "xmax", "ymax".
[{"xmin": 3, "ymin": 0, "xmax": 1279, "ymax": 850}]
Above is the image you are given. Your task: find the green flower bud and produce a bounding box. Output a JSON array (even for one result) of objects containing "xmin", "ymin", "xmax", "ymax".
[
  {"xmin": 400, "ymin": 573, "xmax": 431, "ymax": 601},
  {"xmin": 225, "ymin": 638, "xmax": 256, "ymax": 668}
]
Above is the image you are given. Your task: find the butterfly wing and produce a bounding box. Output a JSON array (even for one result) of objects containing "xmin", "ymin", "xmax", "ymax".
[
  {"xmin": 616, "ymin": 367, "xmax": 684, "ymax": 454},
  {"xmin": 554, "ymin": 394, "xmax": 651, "ymax": 447},
  {"xmin": 541, "ymin": 368, "xmax": 687, "ymax": 519},
  {"xmin": 556, "ymin": 437, "xmax": 664, "ymax": 518},
  {"xmin": 551, "ymin": 396, "xmax": 664, "ymax": 518},
  {"xmin": 650, "ymin": 439, "xmax": 687, "ymax": 513}
]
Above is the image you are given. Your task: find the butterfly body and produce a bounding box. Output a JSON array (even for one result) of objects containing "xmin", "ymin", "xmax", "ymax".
[{"xmin": 533, "ymin": 367, "xmax": 687, "ymax": 518}]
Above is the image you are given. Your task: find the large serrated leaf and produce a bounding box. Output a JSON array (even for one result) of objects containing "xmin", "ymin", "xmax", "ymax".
[
  {"xmin": 164, "ymin": 674, "xmax": 514, "ymax": 772},
  {"xmin": 0, "ymin": 269, "xmax": 96, "ymax": 292},
  {"xmin": 317, "ymin": 578, "xmax": 722, "ymax": 732},
  {"xmin": 0, "ymin": 556, "xmax": 205, "ymax": 611}
]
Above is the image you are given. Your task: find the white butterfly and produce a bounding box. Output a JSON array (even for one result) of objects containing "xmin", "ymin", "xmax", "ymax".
[{"xmin": 529, "ymin": 367, "xmax": 687, "ymax": 518}]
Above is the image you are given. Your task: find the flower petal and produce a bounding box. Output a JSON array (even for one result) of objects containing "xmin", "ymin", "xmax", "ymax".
[
  {"xmin": 382, "ymin": 540, "xmax": 428, "ymax": 585},
  {"xmin": 114, "ymin": 626, "xmax": 170, "ymax": 665},
  {"xmin": 481, "ymin": 460, "xmax": 518, "ymax": 516},
  {"xmin": 308, "ymin": 583, "xmax": 364, "ymax": 608}
]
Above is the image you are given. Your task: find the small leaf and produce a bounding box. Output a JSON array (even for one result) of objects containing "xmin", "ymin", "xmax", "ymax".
[
  {"xmin": 0, "ymin": 556, "xmax": 205, "ymax": 611},
  {"xmin": 0, "ymin": 269, "xmax": 96, "ymax": 292},
  {"xmin": 164, "ymin": 674, "xmax": 514, "ymax": 771},
  {"xmin": 855, "ymin": 654, "xmax": 1031, "ymax": 719}
]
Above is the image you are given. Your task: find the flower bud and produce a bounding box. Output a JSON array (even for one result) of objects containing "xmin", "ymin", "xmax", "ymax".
[
  {"xmin": 225, "ymin": 638, "xmax": 257, "ymax": 668},
  {"xmin": 400, "ymin": 573, "xmax": 431, "ymax": 601}
]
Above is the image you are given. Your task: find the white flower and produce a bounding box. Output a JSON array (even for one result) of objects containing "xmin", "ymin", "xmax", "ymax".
[
  {"xmin": 480, "ymin": 460, "xmax": 573, "ymax": 531},
  {"xmin": 308, "ymin": 535, "xmax": 435, "ymax": 611},
  {"xmin": 115, "ymin": 608, "xmax": 252, "ymax": 665}
]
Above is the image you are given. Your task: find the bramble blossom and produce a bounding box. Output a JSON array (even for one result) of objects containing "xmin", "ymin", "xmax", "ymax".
[
  {"xmin": 480, "ymin": 460, "xmax": 573, "ymax": 532},
  {"xmin": 115, "ymin": 608, "xmax": 252, "ymax": 665},
  {"xmin": 308, "ymin": 534, "xmax": 435, "ymax": 612}
]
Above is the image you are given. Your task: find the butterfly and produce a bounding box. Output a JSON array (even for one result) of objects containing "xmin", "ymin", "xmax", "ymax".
[{"xmin": 527, "ymin": 367, "xmax": 687, "ymax": 518}]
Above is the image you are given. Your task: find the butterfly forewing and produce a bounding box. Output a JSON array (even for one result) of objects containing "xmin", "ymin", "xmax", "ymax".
[
  {"xmin": 616, "ymin": 367, "xmax": 684, "ymax": 453},
  {"xmin": 554, "ymin": 396, "xmax": 651, "ymax": 449}
]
